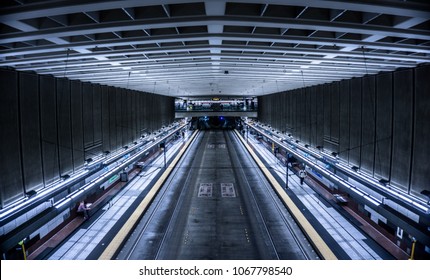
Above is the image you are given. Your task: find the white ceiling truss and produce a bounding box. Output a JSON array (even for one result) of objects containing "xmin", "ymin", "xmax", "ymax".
[{"xmin": 0, "ymin": 0, "xmax": 429, "ymax": 97}]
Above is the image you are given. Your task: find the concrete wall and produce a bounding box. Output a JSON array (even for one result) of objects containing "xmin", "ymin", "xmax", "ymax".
[
  {"xmin": 0, "ymin": 68, "xmax": 175, "ymax": 207},
  {"xmin": 258, "ymin": 64, "xmax": 430, "ymax": 199}
]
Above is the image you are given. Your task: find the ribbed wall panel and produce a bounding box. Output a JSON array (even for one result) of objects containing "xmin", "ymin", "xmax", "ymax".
[
  {"xmin": 315, "ymin": 86, "xmax": 324, "ymax": 148},
  {"xmin": 70, "ymin": 80, "xmax": 84, "ymax": 171},
  {"xmin": 391, "ymin": 69, "xmax": 414, "ymax": 191},
  {"xmin": 374, "ymin": 73, "xmax": 393, "ymax": 180},
  {"xmin": 361, "ymin": 76, "xmax": 376, "ymax": 174},
  {"xmin": 330, "ymin": 83, "xmax": 340, "ymax": 145},
  {"xmin": 39, "ymin": 75, "xmax": 59, "ymax": 185},
  {"xmin": 258, "ymin": 64, "xmax": 430, "ymax": 200},
  {"xmin": 93, "ymin": 85, "xmax": 102, "ymax": 155},
  {"xmin": 323, "ymin": 84, "xmax": 331, "ymax": 141},
  {"xmin": 1, "ymin": 69, "xmax": 175, "ymax": 207},
  {"xmin": 115, "ymin": 88, "xmax": 123, "ymax": 149},
  {"xmin": 411, "ymin": 65, "xmax": 430, "ymax": 197},
  {"xmin": 56, "ymin": 78, "xmax": 73, "ymax": 176},
  {"xmin": 349, "ymin": 78, "xmax": 362, "ymax": 167},
  {"xmin": 310, "ymin": 87, "xmax": 317, "ymax": 147},
  {"xmin": 19, "ymin": 72, "xmax": 43, "ymax": 191},
  {"xmin": 82, "ymin": 83, "xmax": 94, "ymax": 155},
  {"xmin": 108, "ymin": 86, "xmax": 117, "ymax": 152},
  {"xmin": 101, "ymin": 85, "xmax": 110, "ymax": 153},
  {"xmin": 339, "ymin": 80, "xmax": 350, "ymax": 162},
  {"xmin": 0, "ymin": 69, "xmax": 24, "ymax": 206}
]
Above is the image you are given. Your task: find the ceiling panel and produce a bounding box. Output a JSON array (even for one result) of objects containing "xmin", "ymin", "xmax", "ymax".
[{"xmin": 0, "ymin": 0, "xmax": 429, "ymax": 97}]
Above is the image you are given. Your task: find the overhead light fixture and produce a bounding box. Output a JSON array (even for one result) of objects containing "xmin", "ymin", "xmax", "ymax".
[
  {"xmin": 363, "ymin": 195, "xmax": 380, "ymax": 207},
  {"xmin": 55, "ymin": 198, "xmax": 72, "ymax": 209}
]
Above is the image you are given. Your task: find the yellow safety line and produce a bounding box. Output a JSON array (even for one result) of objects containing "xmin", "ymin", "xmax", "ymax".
[
  {"xmin": 234, "ymin": 130, "xmax": 338, "ymax": 260},
  {"xmin": 99, "ymin": 130, "xmax": 199, "ymax": 260}
]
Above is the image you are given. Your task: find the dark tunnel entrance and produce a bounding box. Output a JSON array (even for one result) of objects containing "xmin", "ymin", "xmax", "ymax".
[{"xmin": 190, "ymin": 116, "xmax": 241, "ymax": 130}]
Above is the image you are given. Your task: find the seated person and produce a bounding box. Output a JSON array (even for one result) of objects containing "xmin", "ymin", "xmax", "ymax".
[{"xmin": 77, "ymin": 201, "xmax": 90, "ymax": 219}]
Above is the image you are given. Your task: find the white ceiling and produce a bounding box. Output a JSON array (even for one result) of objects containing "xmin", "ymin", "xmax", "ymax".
[{"xmin": 1, "ymin": 0, "xmax": 429, "ymax": 98}]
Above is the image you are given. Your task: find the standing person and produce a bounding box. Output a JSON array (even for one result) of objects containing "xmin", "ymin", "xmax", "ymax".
[
  {"xmin": 298, "ymin": 169, "xmax": 307, "ymax": 185},
  {"xmin": 77, "ymin": 201, "xmax": 90, "ymax": 219}
]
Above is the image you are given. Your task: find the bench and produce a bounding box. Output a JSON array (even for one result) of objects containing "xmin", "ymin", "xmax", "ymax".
[{"xmin": 333, "ymin": 194, "xmax": 348, "ymax": 205}]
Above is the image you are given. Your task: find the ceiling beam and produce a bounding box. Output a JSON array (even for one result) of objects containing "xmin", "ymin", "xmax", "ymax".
[
  {"xmin": 1, "ymin": 0, "xmax": 429, "ymax": 22},
  {"xmin": 2, "ymin": 32, "xmax": 429, "ymax": 60},
  {"xmin": 2, "ymin": 15, "xmax": 429, "ymax": 45}
]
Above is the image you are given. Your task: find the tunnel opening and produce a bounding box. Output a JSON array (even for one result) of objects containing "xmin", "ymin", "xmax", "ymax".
[{"xmin": 190, "ymin": 116, "xmax": 239, "ymax": 130}]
